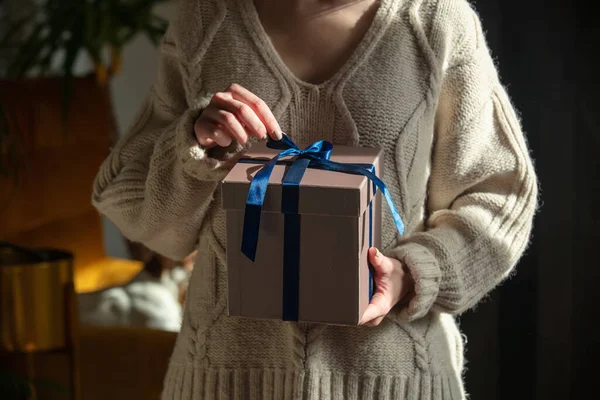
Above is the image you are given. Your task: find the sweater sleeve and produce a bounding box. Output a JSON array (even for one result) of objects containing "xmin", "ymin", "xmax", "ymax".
[
  {"xmin": 92, "ymin": 22, "xmax": 243, "ymax": 261},
  {"xmin": 390, "ymin": 1, "xmax": 539, "ymax": 322}
]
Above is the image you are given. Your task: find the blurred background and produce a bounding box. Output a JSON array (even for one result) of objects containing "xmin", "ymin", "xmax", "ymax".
[
  {"xmin": 1, "ymin": 1, "xmax": 194, "ymax": 398},
  {"xmin": 0, "ymin": 0, "xmax": 597, "ymax": 399}
]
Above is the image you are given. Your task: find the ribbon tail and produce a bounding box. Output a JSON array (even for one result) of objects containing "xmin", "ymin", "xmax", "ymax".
[
  {"xmin": 374, "ymin": 183, "xmax": 404, "ymax": 236},
  {"xmin": 241, "ymin": 204, "xmax": 262, "ymax": 261},
  {"xmin": 353, "ymin": 168, "xmax": 405, "ymax": 236},
  {"xmin": 241, "ymin": 154, "xmax": 284, "ymax": 262},
  {"xmin": 368, "ymin": 198, "xmax": 375, "ymax": 300}
]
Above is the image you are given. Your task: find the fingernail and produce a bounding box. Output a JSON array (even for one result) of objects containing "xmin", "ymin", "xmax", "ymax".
[
  {"xmin": 273, "ymin": 129, "xmax": 283, "ymax": 140},
  {"xmin": 374, "ymin": 248, "xmax": 381, "ymax": 258}
]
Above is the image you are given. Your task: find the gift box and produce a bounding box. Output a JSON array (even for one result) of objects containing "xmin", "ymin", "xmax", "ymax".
[{"xmin": 221, "ymin": 136, "xmax": 404, "ymax": 325}]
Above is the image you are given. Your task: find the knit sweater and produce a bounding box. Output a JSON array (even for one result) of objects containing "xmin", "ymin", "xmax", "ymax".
[{"xmin": 92, "ymin": 0, "xmax": 538, "ymax": 398}]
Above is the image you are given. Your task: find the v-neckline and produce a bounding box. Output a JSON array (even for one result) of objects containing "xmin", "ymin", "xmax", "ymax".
[{"xmin": 239, "ymin": 0, "xmax": 393, "ymax": 90}]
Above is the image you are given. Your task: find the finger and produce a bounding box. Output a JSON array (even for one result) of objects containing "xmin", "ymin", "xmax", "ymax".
[
  {"xmin": 199, "ymin": 128, "xmax": 232, "ymax": 148},
  {"xmin": 227, "ymin": 83, "xmax": 283, "ymax": 140},
  {"xmin": 368, "ymin": 247, "xmax": 394, "ymax": 275},
  {"xmin": 194, "ymin": 121, "xmax": 215, "ymax": 148},
  {"xmin": 211, "ymin": 92, "xmax": 267, "ymax": 140},
  {"xmin": 359, "ymin": 292, "xmax": 390, "ymax": 325},
  {"xmin": 194, "ymin": 119, "xmax": 230, "ymax": 148},
  {"xmin": 210, "ymin": 126, "xmax": 233, "ymax": 147},
  {"xmin": 200, "ymin": 106, "xmax": 249, "ymax": 145},
  {"xmin": 198, "ymin": 136, "xmax": 216, "ymax": 148}
]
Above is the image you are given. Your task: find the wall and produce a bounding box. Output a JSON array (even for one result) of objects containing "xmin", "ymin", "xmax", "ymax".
[{"xmin": 462, "ymin": 1, "xmax": 598, "ymax": 399}]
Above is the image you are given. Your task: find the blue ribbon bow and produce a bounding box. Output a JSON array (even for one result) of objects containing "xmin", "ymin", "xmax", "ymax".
[
  {"xmin": 240, "ymin": 134, "xmax": 405, "ymax": 321},
  {"xmin": 241, "ymin": 134, "xmax": 405, "ymax": 261}
]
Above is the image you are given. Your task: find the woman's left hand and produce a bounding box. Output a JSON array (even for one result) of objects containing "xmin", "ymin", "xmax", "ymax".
[{"xmin": 359, "ymin": 247, "xmax": 415, "ymax": 326}]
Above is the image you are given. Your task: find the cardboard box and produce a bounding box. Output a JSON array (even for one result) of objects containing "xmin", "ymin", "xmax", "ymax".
[{"xmin": 221, "ymin": 141, "xmax": 383, "ymax": 325}]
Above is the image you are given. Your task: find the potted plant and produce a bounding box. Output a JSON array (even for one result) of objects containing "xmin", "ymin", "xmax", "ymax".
[{"xmin": 0, "ymin": 0, "xmax": 169, "ymax": 177}]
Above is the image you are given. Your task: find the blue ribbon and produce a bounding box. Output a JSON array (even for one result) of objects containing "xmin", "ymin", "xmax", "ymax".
[
  {"xmin": 369, "ymin": 188, "xmax": 375, "ymax": 300},
  {"xmin": 240, "ymin": 134, "xmax": 405, "ymax": 321}
]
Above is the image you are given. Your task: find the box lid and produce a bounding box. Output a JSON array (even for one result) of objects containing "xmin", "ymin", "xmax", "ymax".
[{"xmin": 221, "ymin": 142, "xmax": 383, "ymax": 217}]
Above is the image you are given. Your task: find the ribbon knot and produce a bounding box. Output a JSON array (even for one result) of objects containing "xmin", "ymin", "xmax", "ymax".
[{"xmin": 265, "ymin": 134, "xmax": 333, "ymax": 162}]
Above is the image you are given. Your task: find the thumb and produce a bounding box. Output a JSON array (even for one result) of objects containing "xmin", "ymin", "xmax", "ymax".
[{"xmin": 368, "ymin": 247, "xmax": 393, "ymax": 275}]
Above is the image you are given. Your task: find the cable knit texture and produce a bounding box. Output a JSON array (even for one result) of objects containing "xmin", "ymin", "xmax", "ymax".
[{"xmin": 92, "ymin": 0, "xmax": 538, "ymax": 398}]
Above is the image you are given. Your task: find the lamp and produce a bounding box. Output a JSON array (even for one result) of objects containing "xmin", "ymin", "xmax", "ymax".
[{"xmin": 0, "ymin": 242, "xmax": 80, "ymax": 399}]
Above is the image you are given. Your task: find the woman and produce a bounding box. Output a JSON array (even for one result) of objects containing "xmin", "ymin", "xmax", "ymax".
[{"xmin": 92, "ymin": 0, "xmax": 538, "ymax": 398}]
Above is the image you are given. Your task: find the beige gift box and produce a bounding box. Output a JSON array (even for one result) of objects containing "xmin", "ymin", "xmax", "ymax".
[{"xmin": 221, "ymin": 141, "xmax": 383, "ymax": 325}]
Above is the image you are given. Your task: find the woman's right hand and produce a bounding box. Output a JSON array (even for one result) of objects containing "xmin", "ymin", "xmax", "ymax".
[{"xmin": 194, "ymin": 83, "xmax": 283, "ymax": 148}]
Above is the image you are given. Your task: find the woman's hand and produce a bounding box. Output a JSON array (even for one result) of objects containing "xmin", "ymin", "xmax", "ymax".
[
  {"xmin": 194, "ymin": 83, "xmax": 283, "ymax": 148},
  {"xmin": 359, "ymin": 247, "xmax": 415, "ymax": 327}
]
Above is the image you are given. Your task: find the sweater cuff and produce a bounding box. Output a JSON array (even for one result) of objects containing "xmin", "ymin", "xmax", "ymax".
[
  {"xmin": 389, "ymin": 242, "xmax": 441, "ymax": 323},
  {"xmin": 175, "ymin": 106, "xmax": 245, "ymax": 182}
]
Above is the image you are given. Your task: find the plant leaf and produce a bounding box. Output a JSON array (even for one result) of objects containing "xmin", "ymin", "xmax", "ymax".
[
  {"xmin": 6, "ymin": 22, "xmax": 46, "ymax": 78},
  {"xmin": 0, "ymin": 11, "xmax": 36, "ymax": 49},
  {"xmin": 38, "ymin": 36, "xmax": 63, "ymax": 76},
  {"xmin": 60, "ymin": 19, "xmax": 84, "ymax": 127}
]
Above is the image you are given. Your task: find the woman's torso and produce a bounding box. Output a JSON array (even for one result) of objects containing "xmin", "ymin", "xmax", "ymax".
[{"xmin": 165, "ymin": 0, "xmax": 466, "ymax": 398}]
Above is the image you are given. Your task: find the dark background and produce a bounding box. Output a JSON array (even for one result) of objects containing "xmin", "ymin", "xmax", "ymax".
[{"xmin": 460, "ymin": 0, "xmax": 599, "ymax": 399}]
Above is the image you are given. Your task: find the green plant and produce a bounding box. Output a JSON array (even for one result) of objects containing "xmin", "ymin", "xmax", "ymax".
[
  {"xmin": 1, "ymin": 0, "xmax": 169, "ymax": 90},
  {"xmin": 0, "ymin": 0, "xmax": 169, "ymax": 176}
]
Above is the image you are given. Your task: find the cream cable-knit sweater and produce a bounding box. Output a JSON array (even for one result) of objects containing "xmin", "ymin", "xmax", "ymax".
[{"xmin": 92, "ymin": 0, "xmax": 538, "ymax": 398}]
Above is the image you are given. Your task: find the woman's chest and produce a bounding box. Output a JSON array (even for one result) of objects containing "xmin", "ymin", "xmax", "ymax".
[
  {"xmin": 256, "ymin": 0, "xmax": 381, "ymax": 85},
  {"xmin": 197, "ymin": 5, "xmax": 433, "ymax": 142}
]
